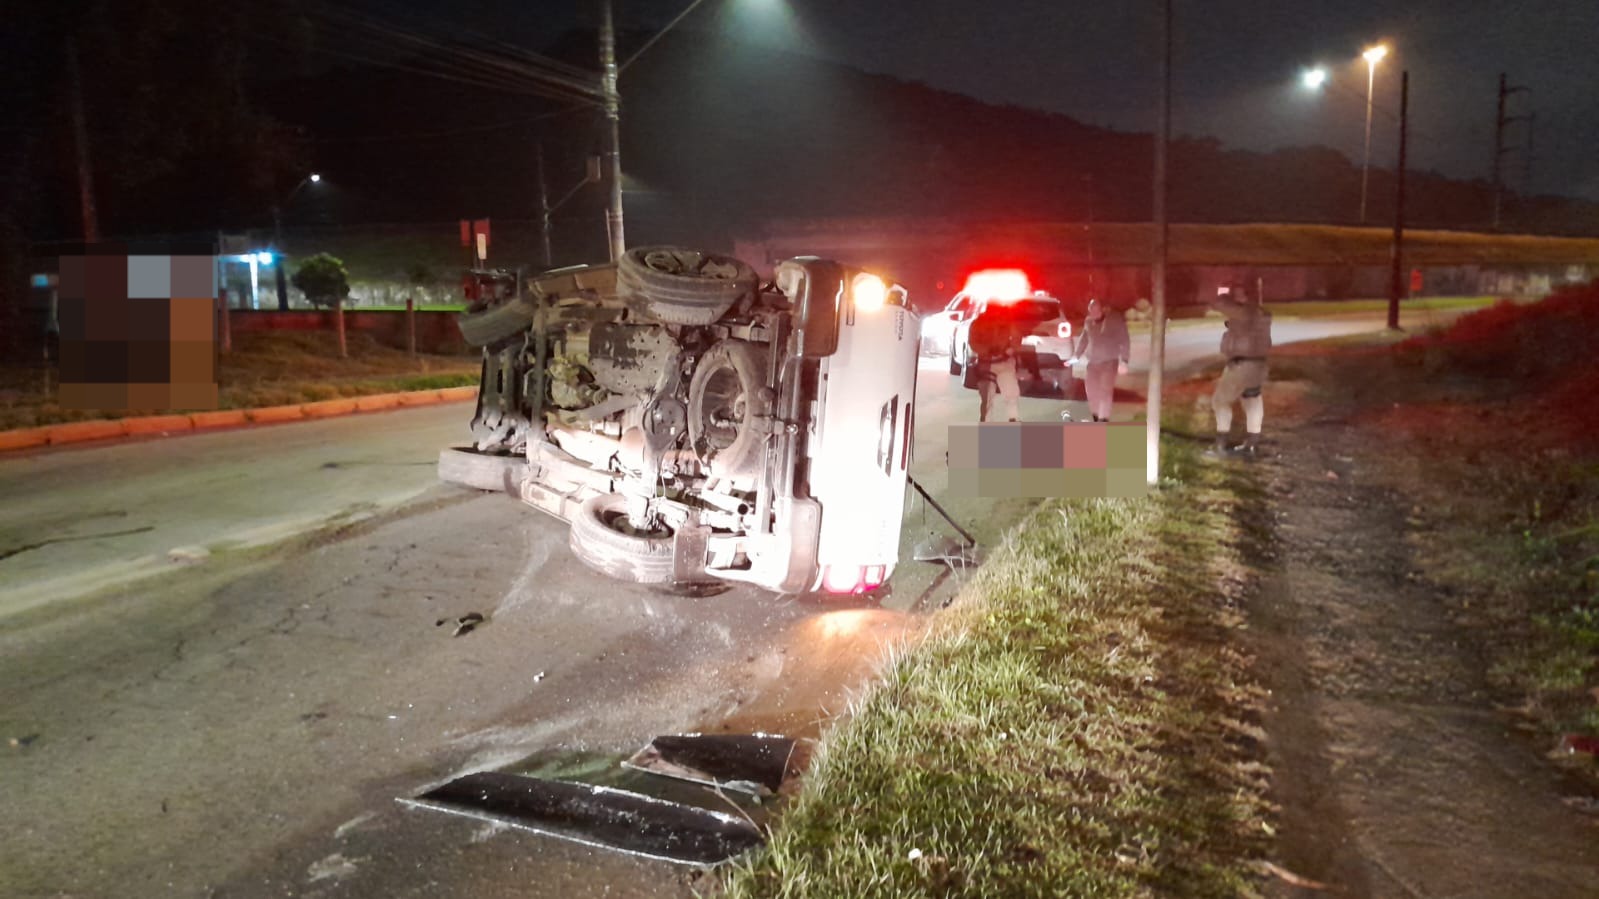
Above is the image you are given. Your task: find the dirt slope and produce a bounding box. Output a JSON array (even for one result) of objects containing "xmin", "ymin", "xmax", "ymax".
[{"xmin": 1227, "ymin": 347, "xmax": 1599, "ymax": 896}]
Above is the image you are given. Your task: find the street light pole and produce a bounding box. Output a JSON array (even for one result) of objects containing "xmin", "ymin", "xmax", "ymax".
[
  {"xmin": 600, "ymin": 0, "xmax": 626, "ymax": 262},
  {"xmin": 272, "ymin": 174, "xmax": 320, "ymax": 311},
  {"xmin": 272, "ymin": 204, "xmax": 289, "ymax": 311},
  {"xmin": 1359, "ymin": 45, "xmax": 1388, "ymax": 225}
]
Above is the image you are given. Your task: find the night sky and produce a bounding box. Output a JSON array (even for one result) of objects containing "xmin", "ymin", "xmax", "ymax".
[{"xmin": 508, "ymin": 0, "xmax": 1598, "ymax": 201}]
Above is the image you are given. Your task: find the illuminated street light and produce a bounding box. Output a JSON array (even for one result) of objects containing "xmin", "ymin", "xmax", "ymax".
[
  {"xmin": 1301, "ymin": 67, "xmax": 1327, "ymax": 90},
  {"xmin": 309, "ymin": 173, "xmax": 322, "ymax": 183},
  {"xmin": 1360, "ymin": 44, "xmax": 1389, "ymax": 224}
]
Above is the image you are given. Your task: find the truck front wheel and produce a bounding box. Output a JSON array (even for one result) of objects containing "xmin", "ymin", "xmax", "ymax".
[{"xmin": 568, "ymin": 493, "xmax": 676, "ymax": 584}]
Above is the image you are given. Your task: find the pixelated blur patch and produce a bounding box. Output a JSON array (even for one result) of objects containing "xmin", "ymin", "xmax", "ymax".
[
  {"xmin": 947, "ymin": 423, "xmax": 1148, "ymax": 498},
  {"xmin": 56, "ymin": 245, "xmax": 218, "ymax": 412}
]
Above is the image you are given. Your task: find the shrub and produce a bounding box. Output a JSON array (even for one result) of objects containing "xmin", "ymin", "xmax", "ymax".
[{"xmin": 291, "ymin": 254, "xmax": 351, "ymax": 309}]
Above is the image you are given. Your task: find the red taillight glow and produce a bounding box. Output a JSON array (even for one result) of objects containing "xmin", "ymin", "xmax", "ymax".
[
  {"xmin": 961, "ymin": 269, "xmax": 1031, "ymax": 302},
  {"xmin": 821, "ymin": 565, "xmax": 887, "ymax": 595}
]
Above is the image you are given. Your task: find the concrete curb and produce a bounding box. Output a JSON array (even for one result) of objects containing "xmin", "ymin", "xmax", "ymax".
[{"xmin": 0, "ymin": 386, "xmax": 480, "ymax": 453}]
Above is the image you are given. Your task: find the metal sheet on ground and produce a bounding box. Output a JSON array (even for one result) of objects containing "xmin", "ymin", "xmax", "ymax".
[
  {"xmin": 622, "ymin": 733, "xmax": 799, "ymax": 796},
  {"xmin": 404, "ymin": 771, "xmax": 764, "ymax": 866}
]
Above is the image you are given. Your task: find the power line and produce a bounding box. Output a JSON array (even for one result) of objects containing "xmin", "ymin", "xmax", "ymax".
[{"xmin": 310, "ymin": 105, "xmax": 593, "ymax": 144}]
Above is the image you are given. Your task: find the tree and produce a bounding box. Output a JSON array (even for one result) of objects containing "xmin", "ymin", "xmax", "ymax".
[{"xmin": 292, "ymin": 254, "xmax": 350, "ymax": 308}]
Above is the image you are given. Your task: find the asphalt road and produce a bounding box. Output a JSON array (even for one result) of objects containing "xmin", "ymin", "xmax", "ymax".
[{"xmin": 0, "ymin": 309, "xmax": 1443, "ymax": 898}]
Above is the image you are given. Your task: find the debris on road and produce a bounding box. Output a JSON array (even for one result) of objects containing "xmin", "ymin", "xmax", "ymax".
[
  {"xmin": 1554, "ymin": 734, "xmax": 1599, "ymax": 757},
  {"xmin": 1259, "ymin": 861, "xmax": 1330, "ymax": 890},
  {"xmin": 623, "ymin": 733, "xmax": 800, "ymax": 797},
  {"xmin": 435, "ymin": 612, "xmax": 487, "ymax": 637},
  {"xmin": 8, "ymin": 733, "xmax": 40, "ymax": 749},
  {"xmin": 402, "ymin": 771, "xmax": 764, "ymax": 865}
]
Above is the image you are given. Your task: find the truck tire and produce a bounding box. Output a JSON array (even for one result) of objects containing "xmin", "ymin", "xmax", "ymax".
[
  {"xmin": 568, "ymin": 493, "xmax": 676, "ymax": 585},
  {"xmin": 456, "ymin": 297, "xmax": 536, "ymax": 348},
  {"xmin": 437, "ymin": 446, "xmax": 526, "ymax": 494},
  {"xmin": 688, "ymin": 339, "xmax": 771, "ymax": 480},
  {"xmin": 616, "ymin": 246, "xmax": 756, "ymax": 326}
]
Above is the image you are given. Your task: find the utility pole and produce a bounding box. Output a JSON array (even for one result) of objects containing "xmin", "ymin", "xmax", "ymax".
[
  {"xmin": 1387, "ymin": 70, "xmax": 1408, "ymax": 332},
  {"xmin": 1146, "ymin": 0, "xmax": 1171, "ymax": 488},
  {"xmin": 272, "ymin": 206, "xmax": 290, "ymax": 310},
  {"xmin": 536, "ymin": 142, "xmax": 553, "ymax": 268},
  {"xmin": 66, "ymin": 41, "xmax": 99, "ymax": 243},
  {"xmin": 1491, "ymin": 72, "xmax": 1529, "ymax": 230},
  {"xmin": 600, "ymin": 0, "xmax": 625, "ymax": 262},
  {"xmin": 1522, "ymin": 112, "xmax": 1536, "ymax": 199}
]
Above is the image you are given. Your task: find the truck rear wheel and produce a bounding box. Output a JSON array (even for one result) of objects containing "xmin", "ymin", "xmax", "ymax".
[
  {"xmin": 617, "ymin": 247, "xmax": 756, "ymax": 326},
  {"xmin": 437, "ymin": 446, "xmax": 526, "ymax": 494},
  {"xmin": 688, "ymin": 339, "xmax": 771, "ymax": 480},
  {"xmin": 569, "ymin": 493, "xmax": 676, "ymax": 585}
]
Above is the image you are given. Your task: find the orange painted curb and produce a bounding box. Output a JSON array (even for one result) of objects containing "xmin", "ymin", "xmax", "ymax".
[
  {"xmin": 123, "ymin": 414, "xmax": 196, "ymax": 436},
  {"xmin": 189, "ymin": 410, "xmax": 249, "ymax": 429},
  {"xmin": 301, "ymin": 398, "xmax": 360, "ymax": 418},
  {"xmin": 0, "ymin": 386, "xmax": 481, "ymax": 455},
  {"xmin": 47, "ymin": 419, "xmax": 128, "ymax": 445},
  {"xmin": 247, "ymin": 405, "xmax": 306, "ymax": 424},
  {"xmin": 0, "ymin": 427, "xmax": 51, "ymax": 452},
  {"xmin": 355, "ymin": 394, "xmax": 401, "ymax": 412}
]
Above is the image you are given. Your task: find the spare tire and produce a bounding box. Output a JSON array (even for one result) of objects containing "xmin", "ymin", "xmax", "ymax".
[
  {"xmin": 437, "ymin": 446, "xmax": 526, "ymax": 494},
  {"xmin": 687, "ymin": 340, "xmax": 771, "ymax": 480},
  {"xmin": 569, "ymin": 493, "xmax": 676, "ymax": 584},
  {"xmin": 617, "ymin": 246, "xmax": 756, "ymax": 326},
  {"xmin": 457, "ymin": 297, "xmax": 537, "ymax": 348}
]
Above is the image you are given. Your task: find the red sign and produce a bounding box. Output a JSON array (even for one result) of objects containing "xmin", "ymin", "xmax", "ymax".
[
  {"xmin": 1410, "ymin": 268, "xmax": 1423, "ymax": 293},
  {"xmin": 459, "ymin": 219, "xmax": 471, "ymax": 248}
]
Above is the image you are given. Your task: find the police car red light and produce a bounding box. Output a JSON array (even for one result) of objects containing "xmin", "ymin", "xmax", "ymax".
[{"xmin": 961, "ymin": 269, "xmax": 1031, "ymax": 302}]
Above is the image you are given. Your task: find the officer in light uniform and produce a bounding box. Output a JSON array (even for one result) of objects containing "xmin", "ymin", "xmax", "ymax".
[{"xmin": 1208, "ymin": 285, "xmax": 1273, "ymax": 455}]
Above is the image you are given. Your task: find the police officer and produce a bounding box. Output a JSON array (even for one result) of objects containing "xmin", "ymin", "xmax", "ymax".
[
  {"xmin": 1069, "ymin": 298, "xmax": 1129, "ymax": 422},
  {"xmin": 968, "ymin": 304, "xmax": 1021, "ymax": 423},
  {"xmin": 1208, "ymin": 285, "xmax": 1272, "ymax": 455}
]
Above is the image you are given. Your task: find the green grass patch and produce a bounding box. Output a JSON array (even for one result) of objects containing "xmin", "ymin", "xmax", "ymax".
[
  {"xmin": 722, "ymin": 423, "xmax": 1271, "ymax": 898},
  {"xmin": 1264, "ymin": 295, "xmax": 1499, "ymax": 318}
]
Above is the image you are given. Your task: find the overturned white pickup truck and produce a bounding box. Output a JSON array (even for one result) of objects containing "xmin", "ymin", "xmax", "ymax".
[{"xmin": 438, "ymin": 247, "xmax": 920, "ymax": 595}]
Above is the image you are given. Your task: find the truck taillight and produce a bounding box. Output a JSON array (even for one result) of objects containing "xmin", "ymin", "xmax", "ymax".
[
  {"xmin": 822, "ymin": 565, "xmax": 887, "ymax": 595},
  {"xmin": 863, "ymin": 565, "xmax": 886, "ymax": 590},
  {"xmin": 822, "ymin": 565, "xmax": 862, "ymax": 594},
  {"xmin": 852, "ymin": 274, "xmax": 887, "ymax": 312}
]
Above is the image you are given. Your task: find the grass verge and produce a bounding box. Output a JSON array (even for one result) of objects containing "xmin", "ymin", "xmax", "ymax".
[
  {"xmin": 722, "ymin": 423, "xmax": 1271, "ymax": 898},
  {"xmin": 0, "ymin": 330, "xmax": 479, "ymax": 429}
]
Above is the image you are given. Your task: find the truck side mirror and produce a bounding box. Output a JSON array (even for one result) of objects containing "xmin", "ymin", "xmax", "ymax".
[{"xmin": 776, "ymin": 258, "xmax": 844, "ymax": 358}]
